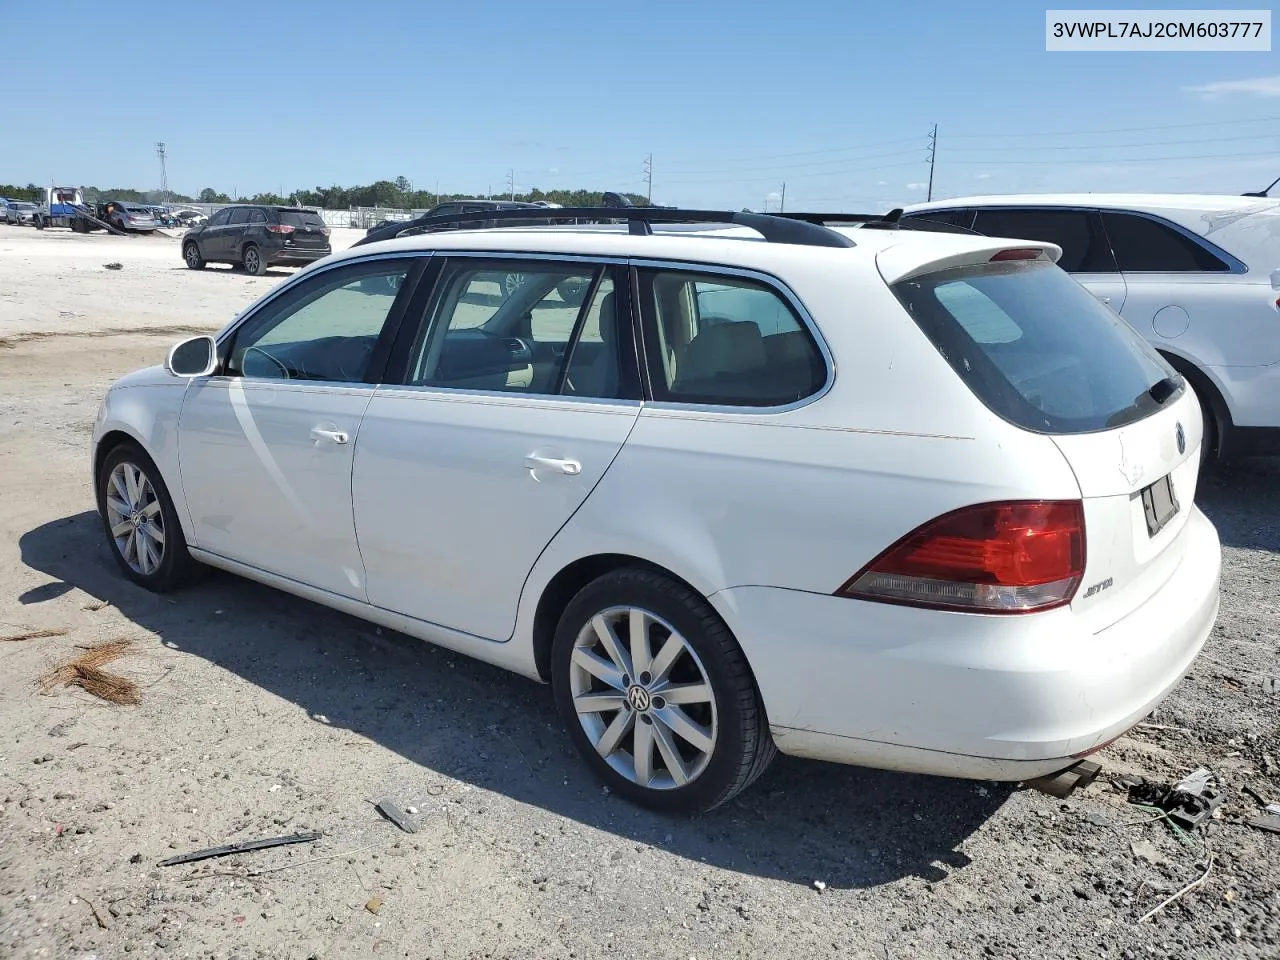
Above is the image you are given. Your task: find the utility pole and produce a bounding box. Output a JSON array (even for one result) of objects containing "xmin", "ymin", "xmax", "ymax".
[
  {"xmin": 643, "ymin": 154, "xmax": 653, "ymax": 203},
  {"xmin": 926, "ymin": 124, "xmax": 938, "ymax": 202},
  {"xmin": 155, "ymin": 142, "xmax": 168, "ymax": 203},
  {"xmin": 780, "ymin": 182, "xmax": 786, "ymax": 212},
  {"xmin": 507, "ymin": 168, "xmax": 515, "ymax": 201}
]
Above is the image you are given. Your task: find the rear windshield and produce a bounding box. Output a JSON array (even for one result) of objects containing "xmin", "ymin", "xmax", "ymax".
[
  {"xmin": 279, "ymin": 210, "xmax": 325, "ymax": 227},
  {"xmin": 893, "ymin": 260, "xmax": 1178, "ymax": 434}
]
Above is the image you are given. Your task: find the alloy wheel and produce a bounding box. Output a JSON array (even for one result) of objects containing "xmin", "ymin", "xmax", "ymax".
[
  {"xmin": 245, "ymin": 248, "xmax": 260, "ymax": 273},
  {"xmin": 104, "ymin": 462, "xmax": 166, "ymax": 576},
  {"xmin": 568, "ymin": 605, "xmax": 718, "ymax": 790}
]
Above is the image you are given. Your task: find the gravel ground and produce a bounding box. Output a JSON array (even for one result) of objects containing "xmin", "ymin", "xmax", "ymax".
[{"xmin": 1, "ymin": 224, "xmax": 1277, "ymax": 959}]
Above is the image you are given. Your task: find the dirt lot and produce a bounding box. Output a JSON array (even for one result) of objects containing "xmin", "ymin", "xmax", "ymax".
[{"xmin": 1, "ymin": 223, "xmax": 1278, "ymax": 959}]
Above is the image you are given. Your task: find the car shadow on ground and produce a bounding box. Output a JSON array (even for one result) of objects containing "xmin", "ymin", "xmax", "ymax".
[
  {"xmin": 1195, "ymin": 457, "xmax": 1280, "ymax": 552},
  {"xmin": 167, "ymin": 265, "xmax": 294, "ymax": 278},
  {"xmin": 19, "ymin": 511, "xmax": 1013, "ymax": 890}
]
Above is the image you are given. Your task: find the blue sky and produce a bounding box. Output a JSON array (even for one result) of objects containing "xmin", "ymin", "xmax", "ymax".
[{"xmin": 2, "ymin": 0, "xmax": 1277, "ymax": 210}]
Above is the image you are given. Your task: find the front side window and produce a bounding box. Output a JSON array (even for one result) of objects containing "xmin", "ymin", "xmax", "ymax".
[
  {"xmin": 208, "ymin": 209, "xmax": 231, "ymax": 226},
  {"xmin": 638, "ymin": 270, "xmax": 826, "ymax": 406},
  {"xmin": 1101, "ymin": 211, "xmax": 1231, "ymax": 272},
  {"xmin": 407, "ymin": 261, "xmax": 631, "ymax": 398},
  {"xmin": 226, "ymin": 261, "xmax": 414, "ymax": 383},
  {"xmin": 972, "ymin": 208, "xmax": 1117, "ymax": 274},
  {"xmin": 894, "ymin": 260, "xmax": 1177, "ymax": 434}
]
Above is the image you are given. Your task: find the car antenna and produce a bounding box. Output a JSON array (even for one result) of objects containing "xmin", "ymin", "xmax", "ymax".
[{"xmin": 1242, "ymin": 174, "xmax": 1280, "ymax": 198}]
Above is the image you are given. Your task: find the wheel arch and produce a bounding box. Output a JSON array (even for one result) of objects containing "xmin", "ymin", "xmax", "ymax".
[
  {"xmin": 531, "ymin": 553, "xmax": 713, "ymax": 683},
  {"xmin": 1157, "ymin": 348, "xmax": 1233, "ymax": 460}
]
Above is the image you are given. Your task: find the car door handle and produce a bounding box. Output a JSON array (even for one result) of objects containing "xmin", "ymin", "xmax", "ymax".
[
  {"xmin": 310, "ymin": 427, "xmax": 349, "ymax": 444},
  {"xmin": 1095, "ymin": 295, "xmax": 1111, "ymax": 304},
  {"xmin": 524, "ymin": 455, "xmax": 581, "ymax": 476}
]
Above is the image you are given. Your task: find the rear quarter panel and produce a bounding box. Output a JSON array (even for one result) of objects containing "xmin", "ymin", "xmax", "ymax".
[{"xmin": 514, "ymin": 252, "xmax": 1082, "ymax": 633}]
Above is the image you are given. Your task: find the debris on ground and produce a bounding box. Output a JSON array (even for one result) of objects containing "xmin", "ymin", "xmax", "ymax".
[
  {"xmin": 38, "ymin": 640, "xmax": 141, "ymax": 705},
  {"xmin": 373, "ymin": 798, "xmax": 418, "ymax": 834},
  {"xmin": 82, "ymin": 896, "xmax": 109, "ymax": 929},
  {"xmin": 1126, "ymin": 767, "xmax": 1223, "ymax": 831},
  {"xmin": 2, "ymin": 628, "xmax": 68, "ymax": 642},
  {"xmin": 156, "ymin": 831, "xmax": 322, "ymax": 867},
  {"xmin": 103, "ymin": 262, "xmax": 123, "ymax": 271},
  {"xmin": 1246, "ymin": 814, "xmax": 1280, "ymax": 835},
  {"xmin": 365, "ymin": 897, "xmax": 384, "ymax": 915}
]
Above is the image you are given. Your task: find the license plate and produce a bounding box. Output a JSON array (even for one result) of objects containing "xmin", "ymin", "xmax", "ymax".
[{"xmin": 1141, "ymin": 473, "xmax": 1179, "ymax": 537}]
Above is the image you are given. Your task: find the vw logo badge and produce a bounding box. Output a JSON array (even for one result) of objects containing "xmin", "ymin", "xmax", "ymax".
[
  {"xmin": 1175, "ymin": 422, "xmax": 1186, "ymax": 455},
  {"xmin": 626, "ymin": 685, "xmax": 652, "ymax": 712}
]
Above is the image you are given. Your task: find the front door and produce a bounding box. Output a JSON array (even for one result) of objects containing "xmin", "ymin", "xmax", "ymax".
[
  {"xmin": 972, "ymin": 207, "xmax": 1129, "ymax": 312},
  {"xmin": 354, "ymin": 258, "xmax": 642, "ymax": 639},
  {"xmin": 177, "ymin": 256, "xmax": 423, "ymax": 597}
]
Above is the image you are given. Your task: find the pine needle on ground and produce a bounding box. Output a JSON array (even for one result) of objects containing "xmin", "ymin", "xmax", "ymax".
[{"xmin": 39, "ymin": 640, "xmax": 141, "ymax": 705}]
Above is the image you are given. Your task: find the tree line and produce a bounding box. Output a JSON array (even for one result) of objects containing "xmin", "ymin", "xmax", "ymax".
[{"xmin": 1, "ymin": 178, "xmax": 649, "ymax": 210}]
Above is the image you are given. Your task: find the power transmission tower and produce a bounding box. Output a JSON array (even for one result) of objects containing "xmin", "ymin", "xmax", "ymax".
[
  {"xmin": 155, "ymin": 142, "xmax": 169, "ymax": 203},
  {"xmin": 926, "ymin": 124, "xmax": 938, "ymax": 202},
  {"xmin": 507, "ymin": 168, "xmax": 515, "ymax": 201},
  {"xmin": 780, "ymin": 182, "xmax": 786, "ymax": 212},
  {"xmin": 643, "ymin": 154, "xmax": 653, "ymax": 203}
]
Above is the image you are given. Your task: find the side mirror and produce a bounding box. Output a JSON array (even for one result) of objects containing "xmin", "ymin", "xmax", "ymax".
[{"xmin": 165, "ymin": 335, "xmax": 218, "ymax": 377}]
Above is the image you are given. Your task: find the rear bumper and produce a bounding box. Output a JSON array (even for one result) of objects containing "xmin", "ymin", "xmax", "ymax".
[
  {"xmin": 1211, "ymin": 360, "xmax": 1280, "ymax": 431},
  {"xmin": 711, "ymin": 505, "xmax": 1221, "ymax": 781},
  {"xmin": 269, "ymin": 246, "xmax": 330, "ymax": 264}
]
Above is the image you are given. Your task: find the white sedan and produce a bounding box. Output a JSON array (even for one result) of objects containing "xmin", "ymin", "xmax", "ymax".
[{"xmin": 92, "ymin": 209, "xmax": 1221, "ymax": 811}]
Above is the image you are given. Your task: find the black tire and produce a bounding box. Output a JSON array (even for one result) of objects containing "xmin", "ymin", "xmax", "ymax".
[
  {"xmin": 551, "ymin": 568, "xmax": 775, "ymax": 814},
  {"xmin": 183, "ymin": 241, "xmax": 206, "ymax": 270},
  {"xmin": 96, "ymin": 441, "xmax": 200, "ymax": 592},
  {"xmin": 242, "ymin": 243, "xmax": 267, "ymax": 276},
  {"xmin": 34, "ymin": 215, "xmax": 44, "ymax": 230}
]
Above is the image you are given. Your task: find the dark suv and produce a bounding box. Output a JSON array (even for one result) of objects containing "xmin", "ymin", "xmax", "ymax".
[{"xmin": 182, "ymin": 205, "xmax": 331, "ymax": 275}]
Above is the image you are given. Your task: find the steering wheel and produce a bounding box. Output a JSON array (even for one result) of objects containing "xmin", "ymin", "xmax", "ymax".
[{"xmin": 242, "ymin": 346, "xmax": 291, "ymax": 380}]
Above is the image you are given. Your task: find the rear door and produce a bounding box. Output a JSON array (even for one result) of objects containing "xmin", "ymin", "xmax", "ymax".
[
  {"xmin": 353, "ymin": 257, "xmax": 641, "ymax": 640},
  {"xmin": 889, "ymin": 253, "xmax": 1199, "ymax": 634},
  {"xmin": 972, "ymin": 207, "xmax": 1128, "ymax": 312},
  {"xmin": 277, "ymin": 209, "xmax": 331, "ymax": 254}
]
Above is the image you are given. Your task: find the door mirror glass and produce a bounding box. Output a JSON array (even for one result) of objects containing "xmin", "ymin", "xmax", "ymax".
[{"xmin": 166, "ymin": 335, "xmax": 218, "ymax": 377}]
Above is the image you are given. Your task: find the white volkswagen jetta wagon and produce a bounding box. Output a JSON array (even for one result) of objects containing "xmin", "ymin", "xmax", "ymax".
[{"xmin": 91, "ymin": 208, "xmax": 1221, "ymax": 812}]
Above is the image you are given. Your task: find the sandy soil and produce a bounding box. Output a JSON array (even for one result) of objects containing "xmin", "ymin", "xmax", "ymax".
[{"xmin": 1, "ymin": 223, "xmax": 1278, "ymax": 959}]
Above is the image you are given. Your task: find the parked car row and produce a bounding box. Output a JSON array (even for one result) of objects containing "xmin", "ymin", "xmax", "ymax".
[{"xmin": 97, "ymin": 201, "xmax": 1226, "ymax": 813}]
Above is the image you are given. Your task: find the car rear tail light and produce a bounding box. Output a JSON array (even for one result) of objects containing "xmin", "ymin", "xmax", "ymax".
[
  {"xmin": 989, "ymin": 248, "xmax": 1043, "ymax": 262},
  {"xmin": 837, "ymin": 501, "xmax": 1085, "ymax": 614},
  {"xmin": 266, "ymin": 224, "xmax": 296, "ymax": 234}
]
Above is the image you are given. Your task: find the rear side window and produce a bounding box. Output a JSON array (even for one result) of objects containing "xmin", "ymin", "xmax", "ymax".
[
  {"xmin": 248, "ymin": 208, "xmax": 267, "ymax": 224},
  {"xmin": 972, "ymin": 209, "xmax": 1116, "ymax": 273},
  {"xmin": 1100, "ymin": 211, "xmax": 1232, "ymax": 272},
  {"xmin": 279, "ymin": 209, "xmax": 325, "ymax": 228},
  {"xmin": 228, "ymin": 208, "xmax": 250, "ymax": 225},
  {"xmin": 638, "ymin": 270, "xmax": 826, "ymax": 406},
  {"xmin": 894, "ymin": 260, "xmax": 1176, "ymax": 434}
]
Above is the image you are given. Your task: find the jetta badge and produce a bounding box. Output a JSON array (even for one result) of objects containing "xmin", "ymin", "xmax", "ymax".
[{"xmin": 1175, "ymin": 422, "xmax": 1186, "ymax": 455}]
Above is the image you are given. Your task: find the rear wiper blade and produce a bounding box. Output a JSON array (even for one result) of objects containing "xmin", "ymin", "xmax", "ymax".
[{"xmin": 1148, "ymin": 376, "xmax": 1180, "ymax": 405}]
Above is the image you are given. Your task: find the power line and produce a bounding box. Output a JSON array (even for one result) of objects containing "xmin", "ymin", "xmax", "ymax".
[
  {"xmin": 944, "ymin": 148, "xmax": 1280, "ymax": 165},
  {"xmin": 660, "ymin": 134, "xmax": 924, "ymax": 166},
  {"xmin": 949, "ymin": 131, "xmax": 1280, "ymax": 153},
  {"xmin": 662, "ymin": 158, "xmax": 925, "ymax": 187},
  {"xmin": 660, "ymin": 149, "xmax": 926, "ymax": 184},
  {"xmin": 946, "ymin": 114, "xmax": 1280, "ymax": 139}
]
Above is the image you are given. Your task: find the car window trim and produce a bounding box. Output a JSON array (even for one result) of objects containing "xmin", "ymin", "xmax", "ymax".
[
  {"xmin": 379, "ymin": 252, "xmax": 645, "ymax": 405},
  {"xmin": 210, "ymin": 253, "xmax": 431, "ymax": 386},
  {"xmin": 628, "ymin": 258, "xmax": 834, "ymax": 415}
]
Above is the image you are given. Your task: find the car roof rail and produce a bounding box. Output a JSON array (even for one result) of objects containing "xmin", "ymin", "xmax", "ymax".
[
  {"xmin": 387, "ymin": 207, "xmax": 856, "ymax": 249},
  {"xmin": 774, "ymin": 209, "xmax": 983, "ymax": 236}
]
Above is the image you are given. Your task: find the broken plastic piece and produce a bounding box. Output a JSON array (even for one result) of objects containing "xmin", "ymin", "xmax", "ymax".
[
  {"xmin": 157, "ymin": 831, "xmax": 322, "ymax": 867},
  {"xmin": 374, "ymin": 798, "xmax": 418, "ymax": 834}
]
